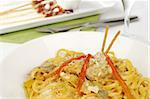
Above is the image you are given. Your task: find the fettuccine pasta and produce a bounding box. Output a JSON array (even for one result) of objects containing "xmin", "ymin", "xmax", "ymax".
[{"xmin": 24, "ymin": 49, "xmax": 150, "ymax": 99}]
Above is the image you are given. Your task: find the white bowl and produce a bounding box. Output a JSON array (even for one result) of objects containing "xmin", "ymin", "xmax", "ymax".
[
  {"xmin": 56, "ymin": 0, "xmax": 81, "ymax": 10},
  {"xmin": 0, "ymin": 31, "xmax": 149, "ymax": 98}
]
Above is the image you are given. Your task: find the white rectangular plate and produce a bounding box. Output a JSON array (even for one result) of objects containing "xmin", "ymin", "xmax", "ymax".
[{"xmin": 0, "ymin": 0, "xmax": 115, "ymax": 34}]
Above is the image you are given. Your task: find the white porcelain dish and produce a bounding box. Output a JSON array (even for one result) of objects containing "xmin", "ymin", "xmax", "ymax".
[
  {"xmin": 56, "ymin": 0, "xmax": 81, "ymax": 10},
  {"xmin": 0, "ymin": 0, "xmax": 116, "ymax": 34},
  {"xmin": 0, "ymin": 31, "xmax": 149, "ymax": 98}
]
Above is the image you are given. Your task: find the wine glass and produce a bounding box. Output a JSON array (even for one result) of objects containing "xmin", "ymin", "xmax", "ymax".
[{"xmin": 121, "ymin": 0, "xmax": 135, "ymax": 37}]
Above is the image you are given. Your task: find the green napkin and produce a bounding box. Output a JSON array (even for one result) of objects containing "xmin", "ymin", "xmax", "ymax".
[{"xmin": 0, "ymin": 15, "xmax": 100, "ymax": 44}]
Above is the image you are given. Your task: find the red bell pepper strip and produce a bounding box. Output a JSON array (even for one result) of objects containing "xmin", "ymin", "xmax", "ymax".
[
  {"xmin": 104, "ymin": 54, "xmax": 134, "ymax": 99},
  {"xmin": 77, "ymin": 54, "xmax": 92, "ymax": 95},
  {"xmin": 52, "ymin": 55, "xmax": 86, "ymax": 77}
]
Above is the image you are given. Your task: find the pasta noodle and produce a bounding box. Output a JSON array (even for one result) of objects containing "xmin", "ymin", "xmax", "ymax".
[{"xmin": 24, "ymin": 49, "xmax": 150, "ymax": 99}]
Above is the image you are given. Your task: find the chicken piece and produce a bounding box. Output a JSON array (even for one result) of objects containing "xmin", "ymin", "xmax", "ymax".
[
  {"xmin": 64, "ymin": 59, "xmax": 84, "ymax": 75},
  {"xmin": 80, "ymin": 80, "xmax": 108, "ymax": 99},
  {"xmin": 86, "ymin": 53, "xmax": 112, "ymax": 81},
  {"xmin": 60, "ymin": 72, "xmax": 78, "ymax": 87}
]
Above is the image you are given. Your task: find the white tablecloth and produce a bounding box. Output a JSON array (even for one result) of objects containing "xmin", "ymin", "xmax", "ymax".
[{"xmin": 0, "ymin": 0, "xmax": 149, "ymax": 62}]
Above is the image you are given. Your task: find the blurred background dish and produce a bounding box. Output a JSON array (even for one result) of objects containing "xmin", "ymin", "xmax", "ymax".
[{"xmin": 0, "ymin": 0, "xmax": 116, "ymax": 34}]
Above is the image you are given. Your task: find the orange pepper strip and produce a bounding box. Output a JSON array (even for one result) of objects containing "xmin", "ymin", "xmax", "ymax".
[
  {"xmin": 52, "ymin": 55, "xmax": 86, "ymax": 77},
  {"xmin": 77, "ymin": 54, "xmax": 92, "ymax": 95},
  {"xmin": 104, "ymin": 54, "xmax": 134, "ymax": 99}
]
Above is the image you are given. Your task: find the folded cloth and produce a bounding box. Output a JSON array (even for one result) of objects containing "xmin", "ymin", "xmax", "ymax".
[{"xmin": 0, "ymin": 15, "xmax": 100, "ymax": 44}]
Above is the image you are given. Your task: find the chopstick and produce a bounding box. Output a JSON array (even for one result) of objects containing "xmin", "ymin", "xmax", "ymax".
[
  {"xmin": 101, "ymin": 26, "xmax": 120, "ymax": 54},
  {"xmin": 101, "ymin": 25, "xmax": 109, "ymax": 52},
  {"xmin": 105, "ymin": 31, "xmax": 120, "ymax": 54}
]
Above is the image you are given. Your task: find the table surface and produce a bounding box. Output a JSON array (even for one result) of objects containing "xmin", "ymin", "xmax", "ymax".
[{"xmin": 0, "ymin": 0, "xmax": 149, "ymax": 62}]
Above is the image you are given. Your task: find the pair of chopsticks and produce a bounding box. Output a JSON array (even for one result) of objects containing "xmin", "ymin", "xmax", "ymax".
[{"xmin": 101, "ymin": 25, "xmax": 120, "ymax": 54}]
